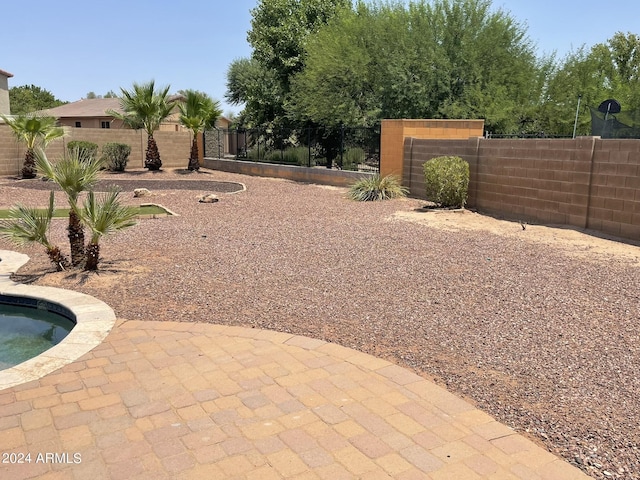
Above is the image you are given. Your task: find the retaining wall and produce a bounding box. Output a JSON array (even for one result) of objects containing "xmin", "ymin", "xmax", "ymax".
[{"xmin": 203, "ymin": 157, "xmax": 372, "ymax": 187}]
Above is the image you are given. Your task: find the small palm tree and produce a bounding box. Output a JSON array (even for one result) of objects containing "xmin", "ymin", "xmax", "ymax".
[
  {"xmin": 0, "ymin": 114, "xmax": 65, "ymax": 178},
  {"xmin": 108, "ymin": 80, "xmax": 175, "ymax": 170},
  {"xmin": 0, "ymin": 191, "xmax": 70, "ymax": 271},
  {"xmin": 35, "ymin": 148, "xmax": 103, "ymax": 267},
  {"xmin": 74, "ymin": 189, "xmax": 137, "ymax": 271},
  {"xmin": 178, "ymin": 90, "xmax": 222, "ymax": 171}
]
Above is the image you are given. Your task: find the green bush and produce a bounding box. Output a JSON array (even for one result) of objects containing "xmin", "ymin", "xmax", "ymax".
[
  {"xmin": 348, "ymin": 174, "xmax": 408, "ymax": 201},
  {"xmin": 423, "ymin": 156, "xmax": 469, "ymax": 208},
  {"xmin": 263, "ymin": 147, "xmax": 312, "ymax": 166},
  {"xmin": 341, "ymin": 147, "xmax": 364, "ymax": 171},
  {"xmin": 246, "ymin": 147, "xmax": 265, "ymax": 161},
  {"xmin": 101, "ymin": 142, "xmax": 131, "ymax": 172},
  {"xmin": 67, "ymin": 140, "xmax": 98, "ymax": 161}
]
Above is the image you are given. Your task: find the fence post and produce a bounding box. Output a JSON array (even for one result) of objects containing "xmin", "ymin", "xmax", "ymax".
[
  {"xmin": 339, "ymin": 124, "xmax": 345, "ymax": 169},
  {"xmin": 307, "ymin": 127, "xmax": 311, "ymax": 167}
]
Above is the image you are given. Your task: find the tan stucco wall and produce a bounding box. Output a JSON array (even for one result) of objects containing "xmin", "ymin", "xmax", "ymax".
[
  {"xmin": 0, "ymin": 125, "xmax": 192, "ymax": 174},
  {"xmin": 380, "ymin": 119, "xmax": 485, "ymax": 178}
]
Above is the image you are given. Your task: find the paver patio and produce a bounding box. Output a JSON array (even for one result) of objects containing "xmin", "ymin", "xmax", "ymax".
[{"xmin": 0, "ymin": 317, "xmax": 590, "ymax": 479}]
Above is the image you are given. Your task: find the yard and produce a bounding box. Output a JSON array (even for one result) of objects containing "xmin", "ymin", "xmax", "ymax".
[{"xmin": 1, "ymin": 168, "xmax": 638, "ymax": 479}]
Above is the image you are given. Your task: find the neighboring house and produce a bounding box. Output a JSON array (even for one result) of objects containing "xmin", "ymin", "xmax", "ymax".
[
  {"xmin": 0, "ymin": 69, "xmax": 13, "ymax": 115},
  {"xmin": 38, "ymin": 95, "xmax": 229, "ymax": 132},
  {"xmin": 39, "ymin": 98, "xmax": 126, "ymax": 129}
]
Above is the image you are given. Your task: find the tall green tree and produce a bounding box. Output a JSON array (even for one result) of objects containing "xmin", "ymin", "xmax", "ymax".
[
  {"xmin": 0, "ymin": 114, "xmax": 65, "ymax": 178},
  {"xmin": 538, "ymin": 32, "xmax": 640, "ymax": 136},
  {"xmin": 178, "ymin": 90, "xmax": 222, "ymax": 170},
  {"xmin": 8, "ymin": 85, "xmax": 66, "ymax": 115},
  {"xmin": 108, "ymin": 80, "xmax": 175, "ymax": 170},
  {"xmin": 226, "ymin": 57, "xmax": 284, "ymax": 127},
  {"xmin": 289, "ymin": 0, "xmax": 540, "ymax": 132},
  {"xmin": 227, "ymin": 0, "xmax": 350, "ymax": 127}
]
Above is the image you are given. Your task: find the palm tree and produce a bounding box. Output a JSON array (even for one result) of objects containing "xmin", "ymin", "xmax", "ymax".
[
  {"xmin": 0, "ymin": 114, "xmax": 65, "ymax": 178},
  {"xmin": 74, "ymin": 189, "xmax": 137, "ymax": 271},
  {"xmin": 178, "ymin": 90, "xmax": 222, "ymax": 170},
  {"xmin": 0, "ymin": 192, "xmax": 70, "ymax": 271},
  {"xmin": 35, "ymin": 148, "xmax": 102, "ymax": 267},
  {"xmin": 107, "ymin": 80, "xmax": 175, "ymax": 170}
]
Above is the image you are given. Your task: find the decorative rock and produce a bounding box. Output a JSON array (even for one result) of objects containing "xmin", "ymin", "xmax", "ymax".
[
  {"xmin": 134, "ymin": 188, "xmax": 151, "ymax": 197},
  {"xmin": 199, "ymin": 193, "xmax": 219, "ymax": 203}
]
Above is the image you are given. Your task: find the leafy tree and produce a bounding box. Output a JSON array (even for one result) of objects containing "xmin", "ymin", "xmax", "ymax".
[
  {"xmin": 538, "ymin": 32, "xmax": 640, "ymax": 136},
  {"xmin": 107, "ymin": 80, "xmax": 175, "ymax": 170},
  {"xmin": 289, "ymin": 0, "xmax": 540, "ymax": 132},
  {"xmin": 86, "ymin": 90, "xmax": 119, "ymax": 99},
  {"xmin": 248, "ymin": 0, "xmax": 351, "ymax": 87},
  {"xmin": 226, "ymin": 57, "xmax": 284, "ymax": 128},
  {"xmin": 227, "ymin": 0, "xmax": 350, "ymax": 127},
  {"xmin": 35, "ymin": 148, "xmax": 103, "ymax": 267},
  {"xmin": 0, "ymin": 114, "xmax": 65, "ymax": 178},
  {"xmin": 178, "ymin": 90, "xmax": 222, "ymax": 170},
  {"xmin": 8, "ymin": 85, "xmax": 66, "ymax": 115}
]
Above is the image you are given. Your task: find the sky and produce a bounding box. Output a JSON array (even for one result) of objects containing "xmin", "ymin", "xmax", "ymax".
[{"xmin": 2, "ymin": 0, "xmax": 639, "ymax": 115}]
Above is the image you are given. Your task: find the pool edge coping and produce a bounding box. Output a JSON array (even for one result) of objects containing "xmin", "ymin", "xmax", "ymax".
[{"xmin": 0, "ymin": 250, "xmax": 116, "ymax": 391}]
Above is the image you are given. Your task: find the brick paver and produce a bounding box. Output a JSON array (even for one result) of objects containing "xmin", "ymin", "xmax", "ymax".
[{"xmin": 0, "ymin": 320, "xmax": 591, "ymax": 479}]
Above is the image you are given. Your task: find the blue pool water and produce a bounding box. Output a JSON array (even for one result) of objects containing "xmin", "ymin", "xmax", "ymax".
[{"xmin": 0, "ymin": 303, "xmax": 75, "ymax": 370}]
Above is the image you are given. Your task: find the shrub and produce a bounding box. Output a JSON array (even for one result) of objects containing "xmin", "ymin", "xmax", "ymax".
[
  {"xmin": 262, "ymin": 147, "xmax": 312, "ymax": 166},
  {"xmin": 67, "ymin": 140, "xmax": 98, "ymax": 161},
  {"xmin": 101, "ymin": 142, "xmax": 131, "ymax": 172},
  {"xmin": 423, "ymin": 156, "xmax": 469, "ymax": 208},
  {"xmin": 341, "ymin": 147, "xmax": 364, "ymax": 171},
  {"xmin": 348, "ymin": 174, "xmax": 408, "ymax": 201}
]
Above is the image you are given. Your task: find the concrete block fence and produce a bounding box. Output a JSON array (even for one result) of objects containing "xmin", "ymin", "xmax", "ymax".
[{"xmin": 402, "ymin": 136, "xmax": 640, "ymax": 241}]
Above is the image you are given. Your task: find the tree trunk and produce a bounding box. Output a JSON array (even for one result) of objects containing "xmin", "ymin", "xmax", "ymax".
[
  {"xmin": 21, "ymin": 148, "xmax": 37, "ymax": 179},
  {"xmin": 84, "ymin": 242, "xmax": 100, "ymax": 271},
  {"xmin": 68, "ymin": 210, "xmax": 85, "ymax": 267},
  {"xmin": 46, "ymin": 246, "xmax": 70, "ymax": 271},
  {"xmin": 188, "ymin": 134, "xmax": 200, "ymax": 171},
  {"xmin": 145, "ymin": 135, "xmax": 162, "ymax": 170}
]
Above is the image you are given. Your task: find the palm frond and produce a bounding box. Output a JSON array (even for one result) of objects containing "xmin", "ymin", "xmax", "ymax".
[
  {"xmin": 36, "ymin": 148, "xmax": 102, "ymax": 203},
  {"xmin": 0, "ymin": 191, "xmax": 55, "ymax": 248},
  {"xmin": 80, "ymin": 189, "xmax": 138, "ymax": 244},
  {"xmin": 0, "ymin": 114, "xmax": 64, "ymax": 149}
]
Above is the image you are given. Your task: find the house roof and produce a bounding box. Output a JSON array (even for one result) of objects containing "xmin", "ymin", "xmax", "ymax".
[
  {"xmin": 0, "ymin": 69, "xmax": 13, "ymax": 78},
  {"xmin": 39, "ymin": 98, "xmax": 124, "ymax": 118}
]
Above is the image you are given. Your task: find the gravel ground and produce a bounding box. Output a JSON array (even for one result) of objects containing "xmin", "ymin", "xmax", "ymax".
[{"xmin": 1, "ymin": 168, "xmax": 639, "ymax": 479}]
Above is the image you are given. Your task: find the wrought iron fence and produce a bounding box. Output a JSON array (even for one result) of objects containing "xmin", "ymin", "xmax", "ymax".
[{"xmin": 204, "ymin": 125, "xmax": 380, "ymax": 173}]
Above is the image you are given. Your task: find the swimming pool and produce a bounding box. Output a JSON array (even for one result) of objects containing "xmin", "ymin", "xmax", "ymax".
[
  {"xmin": 0, "ymin": 299, "xmax": 75, "ymax": 370},
  {"xmin": 0, "ymin": 250, "xmax": 117, "ymax": 390}
]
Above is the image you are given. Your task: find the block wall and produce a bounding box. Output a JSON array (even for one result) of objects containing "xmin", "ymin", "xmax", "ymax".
[
  {"xmin": 0, "ymin": 125, "xmax": 192, "ymax": 174},
  {"xmin": 403, "ymin": 136, "xmax": 640, "ymax": 241}
]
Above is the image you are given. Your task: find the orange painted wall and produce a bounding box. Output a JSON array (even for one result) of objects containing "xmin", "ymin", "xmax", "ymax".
[{"xmin": 380, "ymin": 119, "xmax": 484, "ymax": 177}]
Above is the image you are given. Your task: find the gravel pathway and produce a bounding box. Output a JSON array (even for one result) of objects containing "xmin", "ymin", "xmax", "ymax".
[{"xmin": 1, "ymin": 168, "xmax": 638, "ymax": 479}]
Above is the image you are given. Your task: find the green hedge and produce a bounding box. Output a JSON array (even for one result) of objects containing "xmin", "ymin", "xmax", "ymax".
[{"xmin": 423, "ymin": 156, "xmax": 469, "ymax": 208}]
